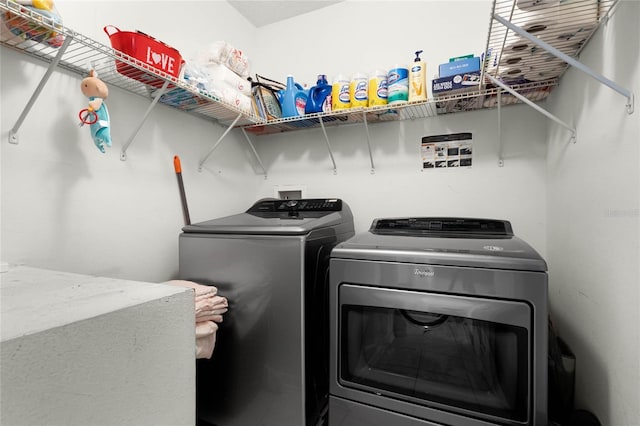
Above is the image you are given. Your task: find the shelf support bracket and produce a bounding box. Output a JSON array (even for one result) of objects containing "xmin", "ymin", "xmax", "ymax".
[
  {"xmin": 487, "ymin": 75, "xmax": 577, "ymax": 143},
  {"xmin": 8, "ymin": 35, "xmax": 73, "ymax": 145},
  {"xmin": 362, "ymin": 111, "xmax": 376, "ymax": 173},
  {"xmin": 493, "ymin": 13, "xmax": 634, "ymax": 115},
  {"xmin": 120, "ymin": 80, "xmax": 171, "ymax": 161},
  {"xmin": 241, "ymin": 128, "xmax": 267, "ymax": 178},
  {"xmin": 198, "ymin": 113, "xmax": 243, "ymax": 172},
  {"xmin": 498, "ymin": 90, "xmax": 504, "ymax": 167},
  {"xmin": 318, "ymin": 116, "xmax": 337, "ymax": 174}
]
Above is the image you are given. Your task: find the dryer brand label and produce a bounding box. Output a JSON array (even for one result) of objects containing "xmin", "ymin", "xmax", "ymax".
[{"xmin": 414, "ymin": 268, "xmax": 435, "ymax": 278}]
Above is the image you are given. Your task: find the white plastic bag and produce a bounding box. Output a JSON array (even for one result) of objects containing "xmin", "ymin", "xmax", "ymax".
[{"xmin": 196, "ymin": 41, "xmax": 250, "ymax": 78}]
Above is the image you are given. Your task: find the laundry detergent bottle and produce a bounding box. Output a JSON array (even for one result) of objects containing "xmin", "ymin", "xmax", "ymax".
[
  {"xmin": 305, "ymin": 74, "xmax": 332, "ymax": 114},
  {"xmin": 279, "ymin": 75, "xmax": 308, "ymax": 118}
]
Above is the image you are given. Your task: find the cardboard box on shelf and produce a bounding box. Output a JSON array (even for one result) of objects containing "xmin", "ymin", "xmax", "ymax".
[
  {"xmin": 438, "ymin": 57, "xmax": 481, "ymax": 78},
  {"xmin": 432, "ymin": 72, "xmax": 481, "ymax": 95}
]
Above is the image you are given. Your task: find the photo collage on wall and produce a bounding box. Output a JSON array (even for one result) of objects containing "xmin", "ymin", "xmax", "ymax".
[{"xmin": 421, "ymin": 132, "xmax": 472, "ymax": 169}]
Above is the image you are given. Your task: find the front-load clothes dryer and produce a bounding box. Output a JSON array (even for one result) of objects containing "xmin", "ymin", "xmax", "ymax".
[
  {"xmin": 179, "ymin": 198, "xmax": 354, "ymax": 426},
  {"xmin": 329, "ymin": 217, "xmax": 548, "ymax": 426}
]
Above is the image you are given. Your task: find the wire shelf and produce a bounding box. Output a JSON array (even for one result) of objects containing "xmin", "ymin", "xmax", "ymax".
[
  {"xmin": 242, "ymin": 80, "xmax": 557, "ymax": 135},
  {"xmin": 2, "ymin": 0, "xmax": 615, "ymax": 141},
  {"xmin": 0, "ymin": 0, "xmax": 262, "ymax": 127},
  {"xmin": 243, "ymin": 0, "xmax": 617, "ymax": 136},
  {"xmin": 483, "ymin": 0, "xmax": 618, "ymax": 84}
]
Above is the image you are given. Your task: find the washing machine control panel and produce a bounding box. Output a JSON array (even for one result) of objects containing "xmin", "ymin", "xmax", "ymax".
[
  {"xmin": 248, "ymin": 198, "xmax": 343, "ymax": 213},
  {"xmin": 370, "ymin": 217, "xmax": 513, "ymax": 238}
]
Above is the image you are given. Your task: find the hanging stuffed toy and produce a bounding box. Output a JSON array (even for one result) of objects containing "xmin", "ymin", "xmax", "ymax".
[{"xmin": 79, "ymin": 70, "xmax": 112, "ymax": 153}]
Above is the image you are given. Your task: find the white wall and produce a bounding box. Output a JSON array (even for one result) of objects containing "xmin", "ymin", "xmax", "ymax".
[
  {"xmin": 251, "ymin": 105, "xmax": 548, "ymax": 251},
  {"xmin": 1, "ymin": 1, "xmax": 263, "ymax": 282},
  {"xmin": 545, "ymin": 1, "xmax": 640, "ymax": 424},
  {"xmin": 252, "ymin": 1, "xmax": 494, "ymax": 92}
]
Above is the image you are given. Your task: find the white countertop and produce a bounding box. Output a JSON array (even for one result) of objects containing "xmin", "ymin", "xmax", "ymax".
[{"xmin": 0, "ymin": 265, "xmax": 189, "ymax": 342}]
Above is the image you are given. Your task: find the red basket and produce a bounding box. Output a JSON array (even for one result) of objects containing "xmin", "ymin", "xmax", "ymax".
[{"xmin": 104, "ymin": 25, "xmax": 184, "ymax": 88}]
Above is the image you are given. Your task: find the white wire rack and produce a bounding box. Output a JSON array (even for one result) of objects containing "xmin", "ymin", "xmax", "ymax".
[
  {"xmin": 483, "ymin": 0, "xmax": 618, "ymax": 86},
  {"xmin": 243, "ymin": 80, "xmax": 558, "ymax": 136},
  {"xmin": 241, "ymin": 0, "xmax": 618, "ymax": 136},
  {"xmin": 240, "ymin": 1, "xmax": 624, "ymax": 136},
  {"xmin": 1, "ymin": 0, "xmax": 584, "ymax": 140},
  {"xmin": 0, "ymin": 0, "xmax": 262, "ymax": 128},
  {"xmin": 481, "ymin": 0, "xmax": 633, "ymax": 142},
  {"xmin": 244, "ymin": 0, "xmax": 633, "ymax": 138}
]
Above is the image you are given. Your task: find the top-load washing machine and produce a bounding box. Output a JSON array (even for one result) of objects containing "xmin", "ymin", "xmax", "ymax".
[
  {"xmin": 179, "ymin": 198, "xmax": 354, "ymax": 426},
  {"xmin": 329, "ymin": 217, "xmax": 548, "ymax": 426}
]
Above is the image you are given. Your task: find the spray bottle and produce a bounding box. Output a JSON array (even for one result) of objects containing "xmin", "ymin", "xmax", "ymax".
[{"xmin": 409, "ymin": 50, "xmax": 427, "ymax": 102}]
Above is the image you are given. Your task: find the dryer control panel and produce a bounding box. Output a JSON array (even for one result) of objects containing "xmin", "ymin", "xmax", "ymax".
[{"xmin": 370, "ymin": 217, "xmax": 514, "ymax": 238}]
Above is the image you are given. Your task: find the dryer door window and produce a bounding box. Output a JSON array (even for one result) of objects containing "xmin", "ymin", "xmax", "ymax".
[{"xmin": 339, "ymin": 284, "xmax": 530, "ymax": 423}]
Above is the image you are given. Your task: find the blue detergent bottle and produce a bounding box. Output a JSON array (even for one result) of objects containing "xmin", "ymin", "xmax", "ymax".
[
  {"xmin": 279, "ymin": 75, "xmax": 308, "ymax": 118},
  {"xmin": 305, "ymin": 74, "xmax": 332, "ymax": 114}
]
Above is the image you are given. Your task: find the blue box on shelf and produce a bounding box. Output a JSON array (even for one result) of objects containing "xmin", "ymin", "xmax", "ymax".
[{"xmin": 438, "ymin": 57, "xmax": 481, "ymax": 78}]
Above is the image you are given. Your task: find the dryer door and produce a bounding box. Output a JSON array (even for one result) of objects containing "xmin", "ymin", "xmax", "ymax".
[{"xmin": 337, "ymin": 284, "xmax": 531, "ymax": 425}]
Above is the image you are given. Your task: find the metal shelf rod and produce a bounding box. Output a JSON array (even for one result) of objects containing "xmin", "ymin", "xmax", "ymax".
[
  {"xmin": 361, "ymin": 112, "xmax": 375, "ymax": 173},
  {"xmin": 480, "ymin": 0, "xmax": 499, "ymax": 86},
  {"xmin": 493, "ymin": 13, "xmax": 634, "ymax": 114},
  {"xmin": 120, "ymin": 79, "xmax": 171, "ymax": 161},
  {"xmin": 198, "ymin": 113, "xmax": 243, "ymax": 172},
  {"xmin": 318, "ymin": 117, "xmax": 337, "ymax": 174},
  {"xmin": 498, "ymin": 91, "xmax": 504, "ymax": 167},
  {"xmin": 8, "ymin": 35, "xmax": 73, "ymax": 144},
  {"xmin": 487, "ymin": 74, "xmax": 576, "ymax": 142},
  {"xmin": 241, "ymin": 128, "xmax": 267, "ymax": 178}
]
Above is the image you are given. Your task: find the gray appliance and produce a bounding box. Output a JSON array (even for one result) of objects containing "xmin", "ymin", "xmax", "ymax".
[
  {"xmin": 179, "ymin": 198, "xmax": 354, "ymax": 426},
  {"xmin": 329, "ymin": 217, "xmax": 548, "ymax": 426}
]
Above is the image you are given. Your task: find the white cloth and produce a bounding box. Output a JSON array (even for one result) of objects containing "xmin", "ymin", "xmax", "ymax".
[
  {"xmin": 195, "ymin": 322, "xmax": 218, "ymax": 359},
  {"xmin": 163, "ymin": 279, "xmax": 227, "ymax": 359},
  {"xmin": 195, "ymin": 320, "xmax": 218, "ymax": 338},
  {"xmin": 165, "ymin": 279, "xmax": 217, "ymax": 297}
]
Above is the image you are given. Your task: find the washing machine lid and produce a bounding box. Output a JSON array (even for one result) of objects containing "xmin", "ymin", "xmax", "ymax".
[
  {"xmin": 182, "ymin": 198, "xmax": 353, "ymax": 235},
  {"xmin": 332, "ymin": 217, "xmax": 547, "ymax": 272}
]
